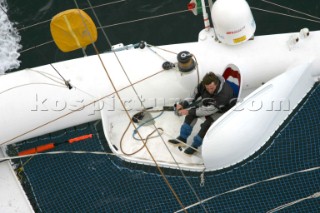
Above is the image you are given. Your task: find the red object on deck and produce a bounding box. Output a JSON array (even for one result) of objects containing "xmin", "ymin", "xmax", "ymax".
[
  {"xmin": 18, "ymin": 134, "xmax": 93, "ymax": 156},
  {"xmin": 18, "ymin": 143, "xmax": 55, "ymax": 156},
  {"xmin": 68, "ymin": 134, "xmax": 93, "ymax": 143}
]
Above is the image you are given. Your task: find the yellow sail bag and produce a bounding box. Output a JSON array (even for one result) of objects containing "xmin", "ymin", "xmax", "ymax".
[{"xmin": 50, "ymin": 9, "xmax": 97, "ymax": 52}]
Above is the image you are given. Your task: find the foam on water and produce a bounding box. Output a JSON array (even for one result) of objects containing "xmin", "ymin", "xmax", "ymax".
[{"xmin": 0, "ymin": 0, "xmax": 21, "ymax": 74}]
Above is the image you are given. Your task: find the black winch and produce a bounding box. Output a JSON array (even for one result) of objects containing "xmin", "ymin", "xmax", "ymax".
[{"xmin": 177, "ymin": 51, "xmax": 196, "ymax": 72}]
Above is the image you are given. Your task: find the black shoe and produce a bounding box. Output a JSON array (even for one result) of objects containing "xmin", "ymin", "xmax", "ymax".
[
  {"xmin": 168, "ymin": 137, "xmax": 186, "ymax": 144},
  {"xmin": 184, "ymin": 146, "xmax": 197, "ymax": 155}
]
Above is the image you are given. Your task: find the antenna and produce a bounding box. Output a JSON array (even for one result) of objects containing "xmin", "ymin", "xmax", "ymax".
[{"xmin": 201, "ymin": 0, "xmax": 211, "ymax": 31}]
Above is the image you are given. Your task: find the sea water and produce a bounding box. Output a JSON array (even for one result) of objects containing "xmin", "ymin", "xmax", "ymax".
[
  {"xmin": 2, "ymin": 0, "xmax": 320, "ymax": 73},
  {"xmin": 0, "ymin": 0, "xmax": 21, "ymax": 74}
]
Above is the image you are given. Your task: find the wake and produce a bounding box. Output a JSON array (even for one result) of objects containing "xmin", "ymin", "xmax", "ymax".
[{"xmin": 0, "ymin": 0, "xmax": 21, "ymax": 74}]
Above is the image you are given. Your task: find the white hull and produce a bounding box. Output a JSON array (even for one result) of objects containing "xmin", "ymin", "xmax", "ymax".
[{"xmin": 0, "ymin": 30, "xmax": 319, "ymax": 172}]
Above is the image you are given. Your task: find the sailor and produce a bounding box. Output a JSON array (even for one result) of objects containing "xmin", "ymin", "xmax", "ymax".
[{"xmin": 169, "ymin": 72, "xmax": 236, "ymax": 155}]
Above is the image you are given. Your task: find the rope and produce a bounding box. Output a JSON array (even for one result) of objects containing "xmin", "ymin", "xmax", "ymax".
[
  {"xmin": 174, "ymin": 166, "xmax": 320, "ymax": 213},
  {"xmin": 267, "ymin": 192, "xmax": 320, "ymax": 213},
  {"xmin": 146, "ymin": 44, "xmax": 170, "ymax": 62},
  {"xmin": 120, "ymin": 122, "xmax": 164, "ymax": 156},
  {"xmin": 0, "ymin": 67, "xmax": 167, "ymax": 146},
  {"xmin": 94, "ymin": 40, "xmax": 189, "ymax": 213},
  {"xmin": 260, "ymin": 0, "xmax": 320, "ymax": 21},
  {"xmin": 16, "ymin": 0, "xmax": 126, "ymax": 31},
  {"xmin": 1, "ymin": 146, "xmax": 203, "ymax": 167},
  {"xmin": 82, "ymin": 1, "xmax": 208, "ymax": 211},
  {"xmin": 0, "ymin": 151, "xmax": 117, "ymax": 161},
  {"xmin": 17, "ymin": 3, "xmax": 320, "ymax": 55},
  {"xmin": 82, "ymin": 0, "xmax": 126, "ymax": 10},
  {"xmin": 19, "ymin": 40, "xmax": 54, "ymax": 53},
  {"xmin": 132, "ymin": 111, "xmax": 165, "ymax": 141},
  {"xmin": 120, "ymin": 110, "xmax": 164, "ymax": 156},
  {"xmin": 73, "ymin": 0, "xmax": 188, "ymax": 211},
  {"xmin": 250, "ymin": 7, "xmax": 320, "ymax": 24},
  {"xmin": 85, "ymin": 0, "xmax": 111, "ymax": 49},
  {"xmin": 17, "ymin": 9, "xmax": 189, "ymax": 54},
  {"xmin": 98, "ymin": 9, "xmax": 189, "ymax": 29},
  {"xmin": 147, "ymin": 44, "xmax": 178, "ymax": 55},
  {"xmin": 0, "ymin": 82, "xmax": 65, "ymax": 95}
]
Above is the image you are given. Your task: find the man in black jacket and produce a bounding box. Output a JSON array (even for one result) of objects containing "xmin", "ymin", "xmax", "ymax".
[{"xmin": 169, "ymin": 72, "xmax": 236, "ymax": 155}]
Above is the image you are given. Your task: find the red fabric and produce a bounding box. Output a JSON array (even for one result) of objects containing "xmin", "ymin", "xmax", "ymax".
[{"xmin": 223, "ymin": 67, "xmax": 241, "ymax": 86}]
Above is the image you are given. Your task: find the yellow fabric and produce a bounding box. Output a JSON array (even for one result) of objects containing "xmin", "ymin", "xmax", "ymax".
[{"xmin": 50, "ymin": 9, "xmax": 97, "ymax": 52}]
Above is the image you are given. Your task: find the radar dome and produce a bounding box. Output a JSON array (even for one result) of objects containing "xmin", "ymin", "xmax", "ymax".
[{"xmin": 211, "ymin": 0, "xmax": 256, "ymax": 45}]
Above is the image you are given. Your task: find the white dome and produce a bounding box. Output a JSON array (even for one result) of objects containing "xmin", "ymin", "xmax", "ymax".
[{"xmin": 211, "ymin": 0, "xmax": 256, "ymax": 45}]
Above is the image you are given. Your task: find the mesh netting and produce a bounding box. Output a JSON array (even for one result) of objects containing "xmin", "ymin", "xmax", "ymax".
[{"xmin": 6, "ymin": 83, "xmax": 320, "ymax": 212}]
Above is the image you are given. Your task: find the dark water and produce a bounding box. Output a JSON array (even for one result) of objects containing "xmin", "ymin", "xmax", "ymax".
[{"xmin": 5, "ymin": 0, "xmax": 320, "ymax": 71}]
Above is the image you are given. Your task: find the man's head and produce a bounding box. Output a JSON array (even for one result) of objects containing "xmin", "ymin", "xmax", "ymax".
[{"xmin": 202, "ymin": 72, "xmax": 219, "ymax": 94}]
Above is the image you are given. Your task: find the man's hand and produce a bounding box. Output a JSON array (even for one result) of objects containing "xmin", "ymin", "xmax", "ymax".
[
  {"xmin": 175, "ymin": 104, "xmax": 183, "ymax": 110},
  {"xmin": 179, "ymin": 109, "xmax": 189, "ymax": 116}
]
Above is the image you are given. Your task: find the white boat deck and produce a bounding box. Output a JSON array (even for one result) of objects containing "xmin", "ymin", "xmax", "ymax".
[
  {"xmin": 0, "ymin": 150, "xmax": 33, "ymax": 213},
  {"xmin": 103, "ymin": 108, "xmax": 224, "ymax": 171}
]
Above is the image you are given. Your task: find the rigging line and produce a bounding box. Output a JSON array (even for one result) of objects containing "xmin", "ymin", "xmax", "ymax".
[
  {"xmin": 147, "ymin": 44, "xmax": 178, "ymax": 55},
  {"xmin": 47, "ymin": 61, "xmax": 72, "ymax": 89},
  {"xmin": 19, "ymin": 40, "xmax": 54, "ymax": 54},
  {"xmin": 16, "ymin": 0, "xmax": 126, "ymax": 31},
  {"xmin": 1, "ymin": 85, "xmax": 201, "ymax": 210},
  {"xmin": 98, "ymin": 9, "xmax": 189, "ymax": 29},
  {"xmin": 91, "ymin": 2, "xmax": 207, "ymax": 209},
  {"xmin": 92, "ymin": 36, "xmax": 187, "ymax": 212},
  {"xmin": 0, "ymin": 151, "xmax": 117, "ymax": 161},
  {"xmin": 96, "ymin": 9, "xmax": 194, "ymax": 172},
  {"xmin": 175, "ymin": 166, "xmax": 320, "ymax": 213},
  {"xmin": 86, "ymin": 0, "xmax": 176, "ymax": 164},
  {"xmin": 23, "ymin": 70, "xmax": 115, "ymax": 111},
  {"xmin": 0, "ymin": 83, "xmax": 65, "ymax": 96},
  {"xmin": 251, "ymin": 7, "xmax": 320, "ymax": 24},
  {"xmin": 146, "ymin": 44, "xmax": 169, "ymax": 62},
  {"xmin": 128, "ymin": 70, "xmax": 207, "ymax": 211},
  {"xmin": 32, "ymin": 40, "xmax": 72, "ymax": 89},
  {"xmin": 120, "ymin": 118, "xmax": 165, "ymax": 156},
  {"xmin": 73, "ymin": 1, "xmax": 187, "ymax": 211},
  {"xmin": 85, "ymin": 0, "xmax": 112, "ymax": 49},
  {"xmin": 2, "ymin": 149, "xmax": 202, "ymax": 166},
  {"xmin": 1, "ymin": 68, "xmax": 167, "ymax": 146},
  {"xmin": 17, "ymin": 19, "xmax": 51, "ymax": 31},
  {"xmin": 267, "ymin": 192, "xmax": 320, "ymax": 213},
  {"xmin": 18, "ymin": 10, "xmax": 187, "ymax": 53},
  {"xmin": 26, "ymin": 69, "xmax": 66, "ymax": 85},
  {"xmin": 82, "ymin": 0, "xmax": 126, "ymax": 10},
  {"xmin": 92, "ymin": 35, "xmax": 189, "ymax": 213},
  {"xmin": 89, "ymin": 1, "xmax": 207, "ymax": 208},
  {"xmin": 260, "ymin": 0, "xmax": 320, "ymax": 21},
  {"xmin": 20, "ymin": 69, "xmax": 119, "ymax": 113}
]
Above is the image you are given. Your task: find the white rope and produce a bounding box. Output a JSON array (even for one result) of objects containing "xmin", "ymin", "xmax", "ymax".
[
  {"xmin": 19, "ymin": 4, "xmax": 320, "ymax": 54},
  {"xmin": 81, "ymin": 3, "xmax": 208, "ymax": 211},
  {"xmin": 175, "ymin": 166, "xmax": 320, "ymax": 213},
  {"xmin": 98, "ymin": 9, "xmax": 189, "ymax": 29},
  {"xmin": 267, "ymin": 192, "xmax": 320, "ymax": 213},
  {"xmin": 251, "ymin": 7, "xmax": 320, "ymax": 24},
  {"xmin": 17, "ymin": 0, "xmax": 126, "ymax": 31},
  {"xmin": 260, "ymin": 0, "xmax": 320, "ymax": 20},
  {"xmin": 0, "ymin": 151, "xmax": 117, "ymax": 162},
  {"xmin": 82, "ymin": 0, "xmax": 126, "ymax": 10}
]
